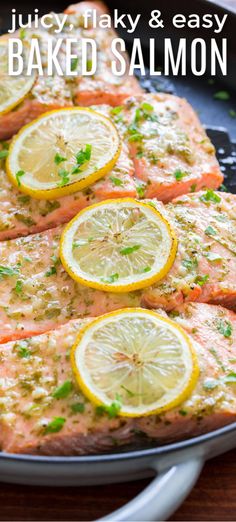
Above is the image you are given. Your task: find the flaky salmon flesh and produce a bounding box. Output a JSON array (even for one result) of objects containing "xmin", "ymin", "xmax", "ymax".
[
  {"xmin": 0, "ymin": 302, "xmax": 235, "ymax": 455},
  {"xmin": 0, "ymin": 191, "xmax": 234, "ymax": 344},
  {"xmin": 0, "ymin": 2, "xmax": 142, "ymax": 140},
  {"xmin": 0, "ymin": 94, "xmax": 222, "ymax": 241}
]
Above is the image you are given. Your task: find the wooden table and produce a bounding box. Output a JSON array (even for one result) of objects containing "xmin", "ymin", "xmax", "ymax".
[
  {"xmin": 1, "ymin": 0, "xmax": 236, "ymax": 520},
  {"xmin": 1, "ymin": 448, "xmax": 236, "ymax": 521}
]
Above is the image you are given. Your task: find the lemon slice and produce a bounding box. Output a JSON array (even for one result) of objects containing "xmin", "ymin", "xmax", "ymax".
[
  {"xmin": 6, "ymin": 108, "xmax": 121, "ymax": 199},
  {"xmin": 60, "ymin": 198, "xmax": 177, "ymax": 292},
  {"xmin": 0, "ymin": 40, "xmax": 36, "ymax": 116},
  {"xmin": 71, "ymin": 308, "xmax": 199, "ymax": 417}
]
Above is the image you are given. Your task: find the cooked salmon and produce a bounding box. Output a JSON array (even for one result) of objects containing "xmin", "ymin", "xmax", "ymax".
[
  {"xmin": 0, "ymin": 225, "xmax": 141, "ymax": 343},
  {"xmin": 115, "ymin": 93, "xmax": 223, "ymax": 202},
  {"xmin": 0, "ymin": 141, "xmax": 136, "ymax": 241},
  {"xmin": 0, "ymin": 191, "xmax": 235, "ymax": 344},
  {"xmin": 143, "ymin": 191, "xmax": 236, "ymax": 311},
  {"xmin": 0, "ymin": 94, "xmax": 222, "ymax": 241},
  {"xmin": 0, "ymin": 2, "xmax": 142, "ymax": 140},
  {"xmin": 0, "ymin": 302, "xmax": 236, "ymax": 455}
]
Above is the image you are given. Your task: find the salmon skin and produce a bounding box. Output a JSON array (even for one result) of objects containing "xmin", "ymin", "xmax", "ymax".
[
  {"xmin": 0, "ymin": 302, "xmax": 236, "ymax": 455},
  {"xmin": 0, "ymin": 2, "xmax": 142, "ymax": 140},
  {"xmin": 143, "ymin": 191, "xmax": 236, "ymax": 312},
  {"xmin": 0, "ymin": 191, "xmax": 235, "ymax": 344},
  {"xmin": 0, "ymin": 94, "xmax": 222, "ymax": 241}
]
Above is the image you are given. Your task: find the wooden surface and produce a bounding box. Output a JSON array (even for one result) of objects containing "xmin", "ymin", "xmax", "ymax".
[
  {"xmin": 1, "ymin": 0, "xmax": 236, "ymax": 521},
  {"xmin": 1, "ymin": 448, "xmax": 236, "ymax": 521}
]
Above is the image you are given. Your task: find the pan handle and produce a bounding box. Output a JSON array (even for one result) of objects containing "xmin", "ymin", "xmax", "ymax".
[{"xmin": 99, "ymin": 457, "xmax": 203, "ymax": 522}]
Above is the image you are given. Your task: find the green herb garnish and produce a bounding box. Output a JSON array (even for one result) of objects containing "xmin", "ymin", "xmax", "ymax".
[
  {"xmin": 205, "ymin": 225, "xmax": 217, "ymax": 237},
  {"xmin": 109, "ymin": 176, "xmax": 124, "ymax": 187},
  {"xmin": 214, "ymin": 91, "xmax": 230, "ymax": 101},
  {"xmin": 195, "ymin": 274, "xmax": 209, "ymax": 286},
  {"xmin": 216, "ymin": 319, "xmax": 232, "ymax": 338},
  {"xmin": 71, "ymin": 402, "xmax": 85, "ymax": 414},
  {"xmin": 200, "ymin": 190, "xmax": 221, "ymax": 204},
  {"xmin": 71, "ymin": 57, "xmax": 79, "ymax": 71},
  {"xmin": 44, "ymin": 417, "xmax": 66, "ymax": 434},
  {"xmin": 53, "ymin": 380, "xmax": 73, "ymax": 399},
  {"xmin": 54, "ymin": 153, "xmax": 67, "ymax": 165},
  {"xmin": 16, "ymin": 170, "xmax": 25, "ymax": 187},
  {"xmin": 120, "ymin": 245, "xmax": 141, "ymax": 255},
  {"xmin": 174, "ymin": 169, "xmax": 187, "ymax": 181}
]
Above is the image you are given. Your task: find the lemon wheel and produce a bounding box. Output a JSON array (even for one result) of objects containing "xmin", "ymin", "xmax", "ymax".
[
  {"xmin": 71, "ymin": 308, "xmax": 199, "ymax": 417},
  {"xmin": 6, "ymin": 108, "xmax": 121, "ymax": 199},
  {"xmin": 60, "ymin": 198, "xmax": 178, "ymax": 292},
  {"xmin": 0, "ymin": 40, "xmax": 36, "ymax": 116}
]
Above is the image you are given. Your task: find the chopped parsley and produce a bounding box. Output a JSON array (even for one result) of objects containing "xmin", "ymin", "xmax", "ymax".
[
  {"xmin": 142, "ymin": 266, "xmax": 151, "ymax": 273},
  {"xmin": 229, "ymin": 109, "xmax": 236, "ymax": 118},
  {"xmin": 58, "ymin": 169, "xmax": 70, "ymax": 187},
  {"xmin": 195, "ymin": 274, "xmax": 209, "ymax": 286},
  {"xmin": 16, "ymin": 170, "xmax": 25, "ymax": 187},
  {"xmin": 109, "ymin": 176, "xmax": 124, "ymax": 187},
  {"xmin": 205, "ymin": 225, "xmax": 217, "ymax": 237},
  {"xmin": 54, "ymin": 153, "xmax": 67, "ymax": 165},
  {"xmin": 120, "ymin": 245, "xmax": 141, "ymax": 255},
  {"xmin": 216, "ymin": 319, "xmax": 232, "ymax": 338},
  {"xmin": 182, "ymin": 258, "xmax": 198, "ymax": 271},
  {"xmin": 76, "ymin": 144, "xmax": 92, "ymax": 169},
  {"xmin": 111, "ymin": 106, "xmax": 123, "ymax": 116},
  {"xmin": 53, "ymin": 380, "xmax": 73, "ymax": 399},
  {"xmin": 214, "ymin": 91, "xmax": 230, "ymax": 101},
  {"xmin": 15, "ymin": 342, "xmax": 31, "ymax": 359},
  {"xmin": 136, "ymin": 183, "xmax": 146, "ymax": 198},
  {"xmin": 174, "ymin": 169, "xmax": 187, "ymax": 181},
  {"xmin": 0, "ymin": 150, "xmax": 9, "ymax": 159},
  {"xmin": 45, "ymin": 266, "xmax": 57, "ymax": 277},
  {"xmin": 19, "ymin": 28, "xmax": 26, "ymax": 40},
  {"xmin": 71, "ymin": 56, "xmax": 79, "ymax": 71},
  {"xmin": 86, "ymin": 59, "xmax": 93, "ymax": 71},
  {"xmin": 0, "ymin": 265, "xmax": 19, "ymax": 279},
  {"xmin": 200, "ymin": 190, "xmax": 221, "ymax": 204},
  {"xmin": 71, "ymin": 402, "xmax": 85, "ymax": 414},
  {"xmin": 44, "ymin": 417, "xmax": 66, "ymax": 434},
  {"xmin": 15, "ymin": 280, "xmax": 23, "ymax": 296},
  {"xmin": 101, "ymin": 273, "xmax": 119, "ymax": 284},
  {"xmin": 96, "ymin": 394, "xmax": 122, "ymax": 419}
]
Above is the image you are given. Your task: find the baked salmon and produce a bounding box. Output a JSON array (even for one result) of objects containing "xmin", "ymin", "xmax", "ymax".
[
  {"xmin": 143, "ymin": 191, "xmax": 236, "ymax": 311},
  {"xmin": 0, "ymin": 94, "xmax": 222, "ymax": 241},
  {"xmin": 115, "ymin": 93, "xmax": 223, "ymax": 202},
  {"xmin": 0, "ymin": 191, "xmax": 235, "ymax": 344},
  {"xmin": 0, "ymin": 302, "xmax": 236, "ymax": 455},
  {"xmin": 0, "ymin": 141, "xmax": 137, "ymax": 241},
  {"xmin": 0, "ymin": 2, "xmax": 142, "ymax": 140}
]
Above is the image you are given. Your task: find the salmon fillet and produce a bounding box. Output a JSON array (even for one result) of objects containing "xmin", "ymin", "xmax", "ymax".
[
  {"xmin": 0, "ymin": 2, "xmax": 142, "ymax": 140},
  {"xmin": 0, "ymin": 94, "xmax": 221, "ymax": 241},
  {"xmin": 143, "ymin": 191, "xmax": 236, "ymax": 311},
  {"xmin": 0, "ymin": 191, "xmax": 235, "ymax": 344},
  {"xmin": 0, "ymin": 225, "xmax": 141, "ymax": 343},
  {"xmin": 0, "ymin": 302, "xmax": 236, "ymax": 455}
]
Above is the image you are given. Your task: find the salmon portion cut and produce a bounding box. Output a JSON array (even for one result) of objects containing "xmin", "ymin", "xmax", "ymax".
[
  {"xmin": 0, "ymin": 2, "xmax": 142, "ymax": 140},
  {"xmin": 0, "ymin": 191, "xmax": 235, "ymax": 343},
  {"xmin": 0, "ymin": 94, "xmax": 221, "ymax": 241},
  {"xmin": 114, "ymin": 94, "xmax": 223, "ymax": 202},
  {"xmin": 143, "ymin": 191, "xmax": 236, "ymax": 311},
  {"xmin": 136, "ymin": 303, "xmax": 236, "ymax": 443},
  {"xmin": 0, "ymin": 226, "xmax": 141, "ymax": 343},
  {"xmin": 0, "ymin": 318, "xmax": 135, "ymax": 455},
  {"xmin": 0, "ymin": 141, "xmax": 136, "ymax": 241},
  {"xmin": 1, "ymin": 303, "xmax": 236, "ymax": 455},
  {"xmin": 152, "ymin": 192, "xmax": 236, "ymax": 309}
]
